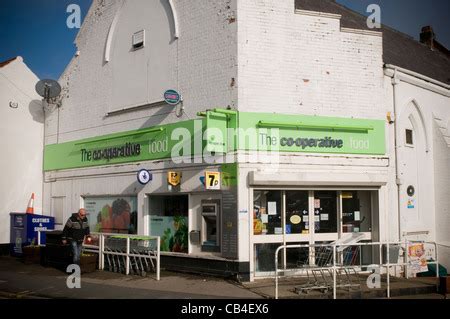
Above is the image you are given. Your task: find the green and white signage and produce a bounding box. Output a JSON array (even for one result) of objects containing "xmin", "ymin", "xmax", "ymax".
[
  {"xmin": 237, "ymin": 112, "xmax": 385, "ymax": 155},
  {"xmin": 44, "ymin": 109, "xmax": 385, "ymax": 171}
]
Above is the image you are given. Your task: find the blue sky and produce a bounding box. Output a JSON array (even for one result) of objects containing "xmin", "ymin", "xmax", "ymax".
[
  {"xmin": 0, "ymin": 0, "xmax": 92, "ymax": 79},
  {"xmin": 338, "ymin": 0, "xmax": 450, "ymax": 45},
  {"xmin": 1, "ymin": 0, "xmax": 449, "ymax": 80}
]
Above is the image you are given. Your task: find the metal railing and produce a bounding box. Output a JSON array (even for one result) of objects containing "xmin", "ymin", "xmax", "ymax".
[
  {"xmin": 83, "ymin": 232, "xmax": 161, "ymax": 281},
  {"xmin": 274, "ymin": 241, "xmax": 439, "ymax": 299}
]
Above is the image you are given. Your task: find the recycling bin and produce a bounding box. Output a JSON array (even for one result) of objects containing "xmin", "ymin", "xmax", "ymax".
[
  {"xmin": 41, "ymin": 230, "xmax": 72, "ymax": 269},
  {"xmin": 10, "ymin": 213, "xmax": 55, "ymax": 256}
]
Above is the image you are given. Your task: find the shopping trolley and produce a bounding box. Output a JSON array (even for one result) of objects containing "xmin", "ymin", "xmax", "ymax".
[
  {"xmin": 104, "ymin": 236, "xmax": 127, "ymax": 274},
  {"xmin": 295, "ymin": 245, "xmax": 335, "ymax": 294},
  {"xmin": 295, "ymin": 234, "xmax": 364, "ymax": 294},
  {"xmin": 129, "ymin": 238, "xmax": 157, "ymax": 276}
]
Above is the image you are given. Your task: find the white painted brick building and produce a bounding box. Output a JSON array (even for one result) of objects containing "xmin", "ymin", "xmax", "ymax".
[
  {"xmin": 0, "ymin": 57, "xmax": 43, "ymax": 250},
  {"xmin": 39, "ymin": 0, "xmax": 449, "ymax": 280}
]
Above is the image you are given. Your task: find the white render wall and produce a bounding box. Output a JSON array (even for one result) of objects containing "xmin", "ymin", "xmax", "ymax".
[
  {"xmin": 384, "ymin": 70, "xmax": 450, "ymax": 268},
  {"xmin": 237, "ymin": 0, "xmax": 384, "ymax": 119},
  {"xmin": 46, "ymin": 0, "xmax": 237, "ymax": 145},
  {"xmin": 0, "ymin": 57, "xmax": 43, "ymax": 244}
]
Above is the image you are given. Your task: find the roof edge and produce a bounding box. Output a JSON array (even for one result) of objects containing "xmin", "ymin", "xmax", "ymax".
[{"xmin": 0, "ymin": 56, "xmax": 21, "ymax": 68}]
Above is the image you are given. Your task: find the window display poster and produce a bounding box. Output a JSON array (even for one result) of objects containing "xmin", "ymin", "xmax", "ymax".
[
  {"xmin": 268, "ymin": 202, "xmax": 277, "ymax": 215},
  {"xmin": 253, "ymin": 206, "xmax": 263, "ymax": 235},
  {"xmin": 261, "ymin": 214, "xmax": 269, "ymax": 223},
  {"xmin": 408, "ymin": 243, "xmax": 428, "ymax": 274},
  {"xmin": 314, "ymin": 199, "xmax": 321, "ymax": 209},
  {"xmin": 285, "ymin": 224, "xmax": 291, "ymax": 234},
  {"xmin": 85, "ymin": 196, "xmax": 137, "ymax": 234},
  {"xmin": 253, "ymin": 220, "xmax": 263, "ymax": 235},
  {"xmin": 150, "ymin": 215, "xmax": 188, "ymax": 253}
]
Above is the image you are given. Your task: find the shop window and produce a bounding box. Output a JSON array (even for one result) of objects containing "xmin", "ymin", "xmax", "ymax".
[
  {"xmin": 255, "ymin": 243, "xmax": 283, "ymax": 273},
  {"xmin": 342, "ymin": 191, "xmax": 372, "ymax": 233},
  {"xmin": 285, "ymin": 243, "xmax": 310, "ymax": 269},
  {"xmin": 84, "ymin": 196, "xmax": 137, "ymax": 234},
  {"xmin": 149, "ymin": 195, "xmax": 188, "ymax": 253},
  {"xmin": 405, "ymin": 129, "xmax": 413, "ymax": 145},
  {"xmin": 314, "ymin": 191, "xmax": 338, "ymax": 234},
  {"xmin": 285, "ymin": 191, "xmax": 309, "ymax": 235},
  {"xmin": 253, "ymin": 191, "xmax": 282, "ymax": 235}
]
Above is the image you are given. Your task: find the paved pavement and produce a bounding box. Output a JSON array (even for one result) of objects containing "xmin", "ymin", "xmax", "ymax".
[
  {"xmin": 0, "ymin": 256, "xmax": 261, "ymax": 299},
  {"xmin": 242, "ymin": 273, "xmax": 448, "ymax": 300},
  {"xmin": 1, "ymin": 256, "xmax": 449, "ymax": 300}
]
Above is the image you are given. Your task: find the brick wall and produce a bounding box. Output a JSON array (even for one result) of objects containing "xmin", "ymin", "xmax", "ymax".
[
  {"xmin": 47, "ymin": 0, "xmax": 237, "ymax": 144},
  {"xmin": 237, "ymin": 0, "xmax": 384, "ymax": 119}
]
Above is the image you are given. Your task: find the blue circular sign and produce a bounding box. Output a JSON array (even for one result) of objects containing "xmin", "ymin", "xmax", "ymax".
[
  {"xmin": 137, "ymin": 169, "xmax": 152, "ymax": 185},
  {"xmin": 164, "ymin": 89, "xmax": 181, "ymax": 105}
]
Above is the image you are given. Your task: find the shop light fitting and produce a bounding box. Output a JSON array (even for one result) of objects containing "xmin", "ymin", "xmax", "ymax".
[
  {"xmin": 75, "ymin": 127, "xmax": 165, "ymax": 145},
  {"xmin": 257, "ymin": 121, "xmax": 374, "ymax": 133}
]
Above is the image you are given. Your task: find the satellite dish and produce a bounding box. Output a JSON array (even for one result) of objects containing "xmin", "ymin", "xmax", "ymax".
[{"xmin": 35, "ymin": 79, "xmax": 61, "ymax": 102}]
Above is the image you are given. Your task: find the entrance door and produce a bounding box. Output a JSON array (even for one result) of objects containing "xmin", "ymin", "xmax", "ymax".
[
  {"xmin": 284, "ymin": 190, "xmax": 311, "ymax": 268},
  {"xmin": 253, "ymin": 189, "xmax": 375, "ymax": 278},
  {"xmin": 313, "ymin": 191, "xmax": 339, "ymax": 242},
  {"xmin": 397, "ymin": 101, "xmax": 431, "ymax": 241},
  {"xmin": 253, "ymin": 190, "xmax": 312, "ymax": 276}
]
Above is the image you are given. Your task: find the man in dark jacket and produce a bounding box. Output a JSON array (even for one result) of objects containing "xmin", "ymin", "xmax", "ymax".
[{"xmin": 62, "ymin": 208, "xmax": 91, "ymax": 265}]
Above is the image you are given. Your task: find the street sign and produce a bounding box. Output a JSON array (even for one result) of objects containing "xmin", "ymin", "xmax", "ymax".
[
  {"xmin": 168, "ymin": 171, "xmax": 182, "ymax": 186},
  {"xmin": 137, "ymin": 169, "xmax": 152, "ymax": 185},
  {"xmin": 205, "ymin": 171, "xmax": 221, "ymax": 190},
  {"xmin": 164, "ymin": 89, "xmax": 181, "ymax": 105}
]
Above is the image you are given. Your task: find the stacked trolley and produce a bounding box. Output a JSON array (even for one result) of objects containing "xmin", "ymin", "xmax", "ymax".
[
  {"xmin": 273, "ymin": 233, "xmax": 366, "ymax": 297},
  {"xmin": 83, "ymin": 233, "xmax": 160, "ymax": 280},
  {"xmin": 103, "ymin": 235, "xmax": 158, "ymax": 277},
  {"xmin": 294, "ymin": 242, "xmax": 362, "ymax": 294}
]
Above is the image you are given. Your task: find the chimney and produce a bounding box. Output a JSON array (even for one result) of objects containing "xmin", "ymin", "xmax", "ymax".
[
  {"xmin": 420, "ymin": 26, "xmax": 435, "ymax": 50},
  {"xmin": 419, "ymin": 26, "xmax": 450, "ymax": 59}
]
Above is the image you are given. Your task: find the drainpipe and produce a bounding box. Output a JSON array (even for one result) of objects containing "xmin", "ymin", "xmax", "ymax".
[
  {"xmin": 42, "ymin": 100, "xmax": 46, "ymax": 217},
  {"xmin": 391, "ymin": 68, "xmax": 402, "ymax": 242}
]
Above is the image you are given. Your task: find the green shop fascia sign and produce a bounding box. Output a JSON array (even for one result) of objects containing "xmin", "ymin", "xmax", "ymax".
[
  {"xmin": 235, "ymin": 112, "xmax": 385, "ymax": 155},
  {"xmin": 44, "ymin": 109, "xmax": 385, "ymax": 171}
]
